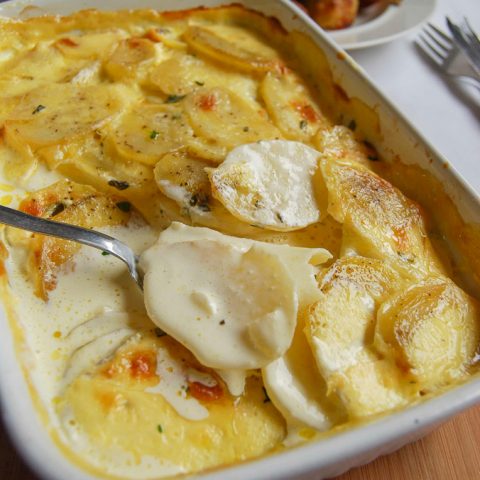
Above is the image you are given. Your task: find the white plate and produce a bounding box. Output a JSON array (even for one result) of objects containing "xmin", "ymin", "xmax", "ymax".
[{"xmin": 328, "ymin": 0, "xmax": 437, "ymax": 50}]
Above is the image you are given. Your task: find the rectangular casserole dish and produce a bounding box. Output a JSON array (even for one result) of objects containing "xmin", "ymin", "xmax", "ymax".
[{"xmin": 0, "ymin": 1, "xmax": 479, "ymax": 480}]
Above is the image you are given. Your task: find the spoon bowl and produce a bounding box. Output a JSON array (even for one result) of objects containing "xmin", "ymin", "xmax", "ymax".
[{"xmin": 0, "ymin": 204, "xmax": 143, "ymax": 289}]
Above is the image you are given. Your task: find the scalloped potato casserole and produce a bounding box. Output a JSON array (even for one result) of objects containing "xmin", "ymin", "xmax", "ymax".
[{"xmin": 0, "ymin": 5, "xmax": 479, "ymax": 479}]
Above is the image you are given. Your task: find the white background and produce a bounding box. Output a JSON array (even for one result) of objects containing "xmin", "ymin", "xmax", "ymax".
[{"xmin": 347, "ymin": 0, "xmax": 480, "ymax": 194}]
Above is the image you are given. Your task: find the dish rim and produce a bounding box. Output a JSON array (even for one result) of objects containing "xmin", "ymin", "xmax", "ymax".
[{"xmin": 0, "ymin": 1, "xmax": 478, "ymax": 480}]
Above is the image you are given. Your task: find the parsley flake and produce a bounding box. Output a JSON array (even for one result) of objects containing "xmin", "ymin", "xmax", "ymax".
[
  {"xmin": 154, "ymin": 327, "xmax": 167, "ymax": 337},
  {"xmin": 194, "ymin": 80, "xmax": 205, "ymax": 86},
  {"xmin": 101, "ymin": 251, "xmax": 110, "ymax": 256},
  {"xmin": 165, "ymin": 94, "xmax": 186, "ymax": 104},
  {"xmin": 149, "ymin": 130, "xmax": 159, "ymax": 140},
  {"xmin": 108, "ymin": 179, "xmax": 129, "ymax": 190},
  {"xmin": 262, "ymin": 387, "xmax": 271, "ymax": 403},
  {"xmin": 32, "ymin": 104, "xmax": 46, "ymax": 115},
  {"xmin": 116, "ymin": 201, "xmax": 131, "ymax": 213},
  {"xmin": 157, "ymin": 424, "xmax": 163, "ymax": 433}
]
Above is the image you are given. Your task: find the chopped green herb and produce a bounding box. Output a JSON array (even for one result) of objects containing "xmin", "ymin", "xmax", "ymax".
[
  {"xmin": 299, "ymin": 120, "xmax": 307, "ymax": 130},
  {"xmin": 149, "ymin": 130, "xmax": 159, "ymax": 140},
  {"xmin": 116, "ymin": 201, "xmax": 131, "ymax": 213},
  {"xmin": 101, "ymin": 251, "xmax": 110, "ymax": 256},
  {"xmin": 32, "ymin": 104, "xmax": 46, "ymax": 115},
  {"xmin": 165, "ymin": 94, "xmax": 186, "ymax": 104},
  {"xmin": 157, "ymin": 424, "xmax": 163, "ymax": 433},
  {"xmin": 262, "ymin": 387, "xmax": 270, "ymax": 403},
  {"xmin": 243, "ymin": 126, "xmax": 249, "ymax": 132},
  {"xmin": 194, "ymin": 80, "xmax": 205, "ymax": 86},
  {"xmin": 276, "ymin": 212, "xmax": 284, "ymax": 223},
  {"xmin": 348, "ymin": 119, "xmax": 357, "ymax": 131},
  {"xmin": 154, "ymin": 327, "xmax": 167, "ymax": 337},
  {"xmin": 108, "ymin": 179, "xmax": 129, "ymax": 190},
  {"xmin": 368, "ymin": 155, "xmax": 379, "ymax": 161}
]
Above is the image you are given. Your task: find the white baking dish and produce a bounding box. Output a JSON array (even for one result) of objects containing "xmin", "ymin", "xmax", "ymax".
[{"xmin": 0, "ymin": 1, "xmax": 479, "ymax": 479}]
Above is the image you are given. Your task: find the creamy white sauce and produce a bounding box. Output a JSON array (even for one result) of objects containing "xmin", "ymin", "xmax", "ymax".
[{"xmin": 146, "ymin": 348, "xmax": 209, "ymax": 421}]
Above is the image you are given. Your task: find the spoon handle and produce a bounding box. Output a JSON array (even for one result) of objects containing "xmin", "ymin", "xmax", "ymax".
[{"xmin": 0, "ymin": 204, "xmax": 142, "ymax": 287}]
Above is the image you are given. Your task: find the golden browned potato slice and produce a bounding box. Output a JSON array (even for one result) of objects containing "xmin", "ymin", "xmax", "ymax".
[
  {"xmin": 184, "ymin": 87, "xmax": 281, "ymax": 150},
  {"xmin": 1, "ymin": 124, "xmax": 37, "ymax": 181},
  {"xmin": 314, "ymin": 125, "xmax": 376, "ymax": 167},
  {"xmin": 260, "ymin": 71, "xmax": 330, "ymax": 142},
  {"xmin": 154, "ymin": 151, "xmax": 216, "ymax": 214},
  {"xmin": 375, "ymin": 277, "xmax": 480, "ymax": 390},
  {"xmin": 109, "ymin": 102, "xmax": 195, "ymax": 166},
  {"xmin": 103, "ymin": 37, "xmax": 157, "ymax": 81},
  {"xmin": 5, "ymin": 83, "xmax": 130, "ymax": 147},
  {"xmin": 305, "ymin": 256, "xmax": 412, "ymax": 418},
  {"xmin": 321, "ymin": 159, "xmax": 444, "ymax": 277},
  {"xmin": 54, "ymin": 32, "xmax": 125, "ymax": 60},
  {"xmin": 18, "ymin": 180, "xmax": 131, "ymax": 300},
  {"xmin": 154, "ymin": 151, "xmax": 259, "ymax": 236},
  {"xmin": 208, "ymin": 141, "xmax": 322, "ymax": 231},
  {"xmin": 58, "ymin": 333, "xmax": 285, "ymax": 475},
  {"xmin": 148, "ymin": 51, "xmax": 258, "ymax": 101},
  {"xmin": 306, "ymin": 0, "xmax": 360, "ymax": 30},
  {"xmin": 0, "ymin": 44, "xmax": 84, "ymax": 98},
  {"xmin": 183, "ymin": 25, "xmax": 279, "ymax": 73},
  {"xmin": 36, "ymin": 135, "xmax": 175, "ymax": 230}
]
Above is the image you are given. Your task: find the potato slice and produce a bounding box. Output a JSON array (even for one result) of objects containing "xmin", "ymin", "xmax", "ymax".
[
  {"xmin": 208, "ymin": 141, "xmax": 322, "ymax": 231},
  {"xmin": 263, "ymin": 311, "xmax": 344, "ymax": 430},
  {"xmin": 153, "ymin": 152, "xmax": 261, "ymax": 236},
  {"xmin": 305, "ymin": 256, "xmax": 411, "ymax": 418},
  {"xmin": 183, "ymin": 25, "xmax": 278, "ymax": 72},
  {"xmin": 36, "ymin": 136, "xmax": 175, "ymax": 229},
  {"xmin": 0, "ymin": 43, "xmax": 81, "ymax": 98},
  {"xmin": 104, "ymin": 37, "xmax": 157, "ymax": 81},
  {"xmin": 1, "ymin": 123, "xmax": 37, "ymax": 181},
  {"xmin": 260, "ymin": 71, "xmax": 329, "ymax": 142},
  {"xmin": 375, "ymin": 277, "xmax": 480, "ymax": 390},
  {"xmin": 321, "ymin": 159, "xmax": 444, "ymax": 277},
  {"xmin": 149, "ymin": 52, "xmax": 258, "ymax": 101},
  {"xmin": 18, "ymin": 180, "xmax": 131, "ymax": 300},
  {"xmin": 54, "ymin": 32, "xmax": 125, "ymax": 60},
  {"xmin": 110, "ymin": 102, "xmax": 194, "ymax": 165},
  {"xmin": 154, "ymin": 151, "xmax": 215, "ymax": 213},
  {"xmin": 314, "ymin": 125, "xmax": 375, "ymax": 167},
  {"xmin": 5, "ymin": 84, "xmax": 129, "ymax": 147},
  {"xmin": 59, "ymin": 333, "xmax": 284, "ymax": 475},
  {"xmin": 184, "ymin": 87, "xmax": 281, "ymax": 149}
]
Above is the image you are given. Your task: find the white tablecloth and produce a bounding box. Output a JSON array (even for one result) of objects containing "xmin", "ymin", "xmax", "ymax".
[{"xmin": 348, "ymin": 0, "xmax": 480, "ymax": 194}]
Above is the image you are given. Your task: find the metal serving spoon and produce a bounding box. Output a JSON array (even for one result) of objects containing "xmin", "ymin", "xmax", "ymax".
[{"xmin": 0, "ymin": 204, "xmax": 143, "ymax": 289}]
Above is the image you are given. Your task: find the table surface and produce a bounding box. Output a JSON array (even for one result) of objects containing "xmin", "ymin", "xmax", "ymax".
[{"xmin": 1, "ymin": 0, "xmax": 480, "ymax": 478}]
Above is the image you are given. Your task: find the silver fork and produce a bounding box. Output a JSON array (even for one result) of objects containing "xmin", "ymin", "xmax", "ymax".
[
  {"xmin": 446, "ymin": 17, "xmax": 480, "ymax": 77},
  {"xmin": 415, "ymin": 22, "xmax": 480, "ymax": 90}
]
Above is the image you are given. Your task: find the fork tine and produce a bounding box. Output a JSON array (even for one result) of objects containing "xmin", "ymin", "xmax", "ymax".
[
  {"xmin": 415, "ymin": 36, "xmax": 442, "ymax": 65},
  {"xmin": 418, "ymin": 33, "xmax": 447, "ymax": 61},
  {"xmin": 461, "ymin": 18, "xmax": 480, "ymax": 45},
  {"xmin": 461, "ymin": 18, "xmax": 480, "ymax": 63},
  {"xmin": 425, "ymin": 22, "xmax": 452, "ymax": 50}
]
